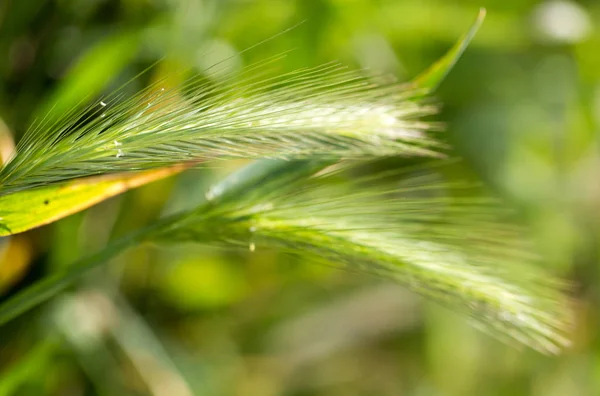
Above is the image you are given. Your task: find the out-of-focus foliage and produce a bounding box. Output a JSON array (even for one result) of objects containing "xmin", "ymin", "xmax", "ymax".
[{"xmin": 0, "ymin": 0, "xmax": 599, "ymax": 395}]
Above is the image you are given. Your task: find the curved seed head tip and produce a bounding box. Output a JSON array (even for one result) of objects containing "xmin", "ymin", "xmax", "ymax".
[{"xmin": 154, "ymin": 162, "xmax": 572, "ymax": 354}]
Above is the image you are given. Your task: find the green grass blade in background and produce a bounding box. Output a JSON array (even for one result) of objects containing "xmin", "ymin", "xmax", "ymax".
[
  {"xmin": 0, "ymin": 339, "xmax": 57, "ymax": 396},
  {"xmin": 412, "ymin": 8, "xmax": 486, "ymax": 92},
  {"xmin": 0, "ymin": 165, "xmax": 187, "ymax": 236},
  {"xmin": 0, "ymin": 228, "xmax": 147, "ymax": 325},
  {"xmin": 33, "ymin": 30, "xmax": 141, "ymax": 123}
]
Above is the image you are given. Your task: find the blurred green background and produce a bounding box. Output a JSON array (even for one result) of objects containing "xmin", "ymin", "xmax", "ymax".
[{"xmin": 1, "ymin": 0, "xmax": 600, "ymax": 395}]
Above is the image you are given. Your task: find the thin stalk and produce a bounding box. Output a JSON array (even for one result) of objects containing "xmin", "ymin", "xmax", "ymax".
[
  {"xmin": 0, "ymin": 159, "xmax": 330, "ymax": 325},
  {"xmin": 0, "ymin": 227, "xmax": 148, "ymax": 325}
]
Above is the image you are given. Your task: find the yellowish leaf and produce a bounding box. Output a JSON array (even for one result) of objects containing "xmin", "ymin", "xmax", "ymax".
[{"xmin": 0, "ymin": 165, "xmax": 188, "ymax": 236}]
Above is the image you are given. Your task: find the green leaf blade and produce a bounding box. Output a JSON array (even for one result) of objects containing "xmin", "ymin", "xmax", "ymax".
[{"xmin": 412, "ymin": 8, "xmax": 486, "ymax": 92}]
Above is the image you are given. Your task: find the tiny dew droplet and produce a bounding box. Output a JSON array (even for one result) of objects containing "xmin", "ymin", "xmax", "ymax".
[
  {"xmin": 100, "ymin": 101, "xmax": 107, "ymax": 107},
  {"xmin": 205, "ymin": 190, "xmax": 215, "ymax": 201},
  {"xmin": 249, "ymin": 242, "xmax": 255, "ymax": 252}
]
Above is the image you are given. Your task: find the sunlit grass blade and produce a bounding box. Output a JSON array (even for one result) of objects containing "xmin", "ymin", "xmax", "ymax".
[{"xmin": 0, "ymin": 165, "xmax": 188, "ymax": 236}]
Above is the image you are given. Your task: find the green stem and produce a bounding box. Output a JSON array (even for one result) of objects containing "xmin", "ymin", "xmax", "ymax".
[
  {"xmin": 0, "ymin": 159, "xmax": 333, "ymax": 326},
  {"xmin": 0, "ymin": 225, "xmax": 152, "ymax": 325}
]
